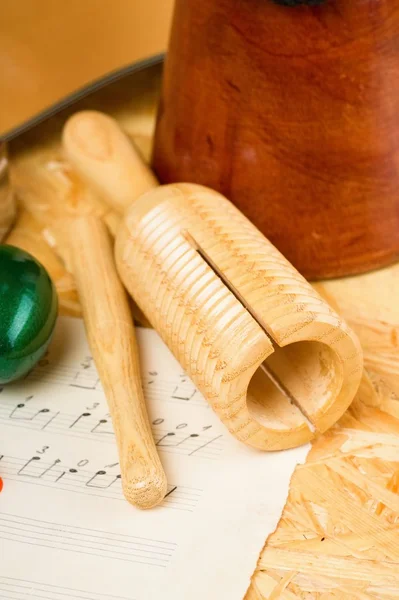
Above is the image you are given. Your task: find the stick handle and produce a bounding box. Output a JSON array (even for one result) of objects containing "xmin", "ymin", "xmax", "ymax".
[
  {"xmin": 62, "ymin": 111, "xmax": 158, "ymax": 213},
  {"xmin": 68, "ymin": 215, "xmax": 167, "ymax": 509}
]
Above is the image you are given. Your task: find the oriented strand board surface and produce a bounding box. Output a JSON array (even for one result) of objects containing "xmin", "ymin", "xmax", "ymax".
[{"xmin": 8, "ymin": 63, "xmax": 399, "ymax": 598}]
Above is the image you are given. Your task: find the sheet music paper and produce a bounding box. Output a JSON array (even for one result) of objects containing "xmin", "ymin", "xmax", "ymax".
[{"xmin": 0, "ymin": 317, "xmax": 309, "ymax": 600}]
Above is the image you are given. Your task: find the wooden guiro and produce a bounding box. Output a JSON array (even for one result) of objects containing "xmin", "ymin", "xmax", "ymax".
[{"xmin": 63, "ymin": 110, "xmax": 364, "ymax": 451}]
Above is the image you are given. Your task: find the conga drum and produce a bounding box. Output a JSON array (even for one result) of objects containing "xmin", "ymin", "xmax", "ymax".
[{"xmin": 152, "ymin": 0, "xmax": 399, "ymax": 279}]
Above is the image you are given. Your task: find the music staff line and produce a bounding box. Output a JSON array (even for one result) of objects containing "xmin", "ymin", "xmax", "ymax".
[
  {"xmin": 0, "ymin": 576, "xmax": 135, "ymax": 600},
  {"xmin": 0, "ymin": 513, "xmax": 176, "ymax": 568},
  {"xmin": 25, "ymin": 360, "xmax": 207, "ymax": 407},
  {"xmin": 0, "ymin": 402, "xmax": 224, "ymax": 460},
  {"xmin": 0, "ymin": 455, "xmax": 203, "ymax": 512}
]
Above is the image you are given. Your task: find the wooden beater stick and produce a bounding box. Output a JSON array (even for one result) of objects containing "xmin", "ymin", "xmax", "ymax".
[
  {"xmin": 66, "ymin": 215, "xmax": 167, "ymax": 509},
  {"xmin": 62, "ymin": 110, "xmax": 158, "ymax": 214},
  {"xmin": 62, "ymin": 112, "xmax": 166, "ymax": 507}
]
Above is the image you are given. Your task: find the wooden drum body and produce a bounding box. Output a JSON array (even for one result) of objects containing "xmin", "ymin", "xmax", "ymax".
[{"xmin": 152, "ymin": 0, "xmax": 399, "ymax": 279}]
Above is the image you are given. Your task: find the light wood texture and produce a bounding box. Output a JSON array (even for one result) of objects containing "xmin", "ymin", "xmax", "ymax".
[
  {"xmin": 5, "ymin": 209, "xmax": 81, "ymax": 317},
  {"xmin": 62, "ymin": 110, "xmax": 363, "ymax": 450},
  {"xmin": 66, "ymin": 215, "xmax": 167, "ymax": 509},
  {"xmin": 116, "ymin": 182, "xmax": 363, "ymax": 450},
  {"xmin": 63, "ymin": 110, "xmax": 158, "ymax": 213},
  {"xmin": 8, "ymin": 100, "xmax": 165, "ymax": 507},
  {"xmin": 0, "ymin": 143, "xmax": 16, "ymax": 241},
  {"xmin": 7, "ymin": 63, "xmax": 399, "ymax": 597}
]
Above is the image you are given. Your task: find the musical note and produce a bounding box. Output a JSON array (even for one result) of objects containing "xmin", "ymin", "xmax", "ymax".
[
  {"xmin": 8, "ymin": 399, "xmax": 60, "ymax": 431},
  {"xmin": 18, "ymin": 456, "xmax": 61, "ymax": 478},
  {"xmin": 26, "ymin": 357, "xmax": 101, "ymax": 390},
  {"xmin": 71, "ymin": 356, "xmax": 100, "ymax": 390},
  {"xmin": 21, "ymin": 347, "xmax": 208, "ymax": 407},
  {"xmin": 69, "ymin": 411, "xmax": 91, "ymax": 428},
  {"xmin": 171, "ymin": 374, "xmax": 199, "ymax": 401},
  {"xmin": 10, "ymin": 399, "xmax": 44, "ymax": 419},
  {"xmin": 152, "ymin": 420, "xmax": 223, "ymax": 458},
  {"xmin": 91, "ymin": 418, "xmax": 114, "ymax": 434},
  {"xmin": 25, "ymin": 343, "xmax": 206, "ymax": 406},
  {"xmin": 0, "ymin": 452, "xmax": 202, "ymax": 511},
  {"xmin": 147, "ymin": 370, "xmax": 158, "ymax": 384},
  {"xmin": 0, "ymin": 398, "xmax": 224, "ymax": 458},
  {"xmin": 86, "ymin": 470, "xmax": 121, "ymax": 489},
  {"xmin": 86, "ymin": 401, "xmax": 100, "ymax": 410},
  {"xmin": 156, "ymin": 432, "xmax": 176, "ymax": 446}
]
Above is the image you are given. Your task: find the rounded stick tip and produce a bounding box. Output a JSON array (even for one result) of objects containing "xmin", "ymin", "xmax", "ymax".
[
  {"xmin": 123, "ymin": 469, "xmax": 168, "ymax": 510},
  {"xmin": 62, "ymin": 110, "xmax": 117, "ymax": 163}
]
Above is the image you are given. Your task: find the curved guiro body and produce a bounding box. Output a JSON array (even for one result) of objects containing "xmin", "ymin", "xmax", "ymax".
[
  {"xmin": 0, "ymin": 245, "xmax": 58, "ymax": 384},
  {"xmin": 115, "ymin": 183, "xmax": 363, "ymax": 451}
]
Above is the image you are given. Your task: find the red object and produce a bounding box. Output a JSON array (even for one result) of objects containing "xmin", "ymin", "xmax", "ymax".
[
  {"xmin": 152, "ymin": 0, "xmax": 399, "ymax": 279},
  {"xmin": 0, "ymin": 478, "xmax": 3, "ymax": 493}
]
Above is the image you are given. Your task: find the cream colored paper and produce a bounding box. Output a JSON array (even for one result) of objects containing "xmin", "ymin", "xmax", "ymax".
[{"xmin": 0, "ymin": 317, "xmax": 309, "ymax": 600}]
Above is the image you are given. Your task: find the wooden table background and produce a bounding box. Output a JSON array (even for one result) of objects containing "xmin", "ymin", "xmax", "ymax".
[
  {"xmin": 7, "ymin": 63, "xmax": 399, "ymax": 599},
  {"xmin": 0, "ymin": 0, "xmax": 174, "ymax": 136}
]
